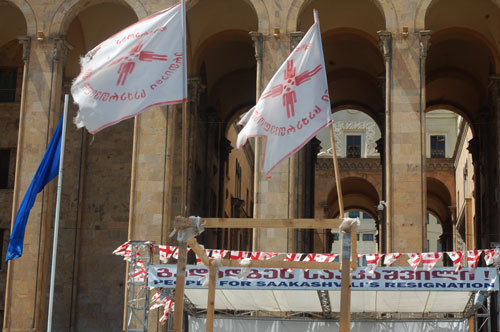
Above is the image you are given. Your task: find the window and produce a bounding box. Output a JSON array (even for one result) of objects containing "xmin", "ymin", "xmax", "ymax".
[
  {"xmin": 0, "ymin": 150, "xmax": 10, "ymax": 189},
  {"xmin": 362, "ymin": 212, "xmax": 373, "ymax": 220},
  {"xmin": 332, "ymin": 233, "xmax": 339, "ymax": 241},
  {"xmin": 362, "ymin": 234, "xmax": 374, "ymax": 241},
  {"xmin": 346, "ymin": 135, "xmax": 361, "ymax": 158},
  {"xmin": 437, "ymin": 240, "xmax": 442, "ymax": 252},
  {"xmin": 430, "ymin": 135, "xmax": 445, "ymax": 158},
  {"xmin": 0, "ymin": 69, "xmax": 17, "ymax": 102},
  {"xmin": 348, "ymin": 211, "xmax": 360, "ymax": 218}
]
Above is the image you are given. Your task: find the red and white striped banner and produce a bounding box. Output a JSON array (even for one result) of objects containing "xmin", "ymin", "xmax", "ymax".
[{"xmin": 113, "ymin": 241, "xmax": 500, "ymax": 273}]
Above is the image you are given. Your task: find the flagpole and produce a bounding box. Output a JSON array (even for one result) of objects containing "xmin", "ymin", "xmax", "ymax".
[
  {"xmin": 173, "ymin": 0, "xmax": 188, "ymax": 331},
  {"xmin": 329, "ymin": 123, "xmax": 351, "ymax": 332},
  {"xmin": 328, "ymin": 125, "xmax": 344, "ymax": 217},
  {"xmin": 47, "ymin": 94, "xmax": 69, "ymax": 332}
]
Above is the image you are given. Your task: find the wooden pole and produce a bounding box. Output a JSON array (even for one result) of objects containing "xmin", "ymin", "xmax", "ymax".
[
  {"xmin": 172, "ymin": 240, "xmax": 188, "ymax": 331},
  {"xmin": 329, "ymin": 125, "xmax": 344, "ymax": 217},
  {"xmin": 329, "ymin": 124, "xmax": 351, "ymax": 332},
  {"xmin": 206, "ymin": 265, "xmax": 217, "ymax": 332},
  {"xmin": 175, "ymin": 217, "xmax": 342, "ymax": 229},
  {"xmin": 172, "ymin": 96, "xmax": 189, "ymax": 330},
  {"xmin": 340, "ymin": 232, "xmax": 351, "ymax": 332}
]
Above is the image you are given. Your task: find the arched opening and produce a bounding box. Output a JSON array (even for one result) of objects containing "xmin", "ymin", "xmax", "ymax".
[
  {"xmin": 426, "ymin": 177, "xmax": 453, "ymax": 255},
  {"xmin": 317, "ymin": 108, "xmax": 382, "ymax": 159},
  {"xmin": 426, "ymin": 211, "xmax": 444, "ymax": 267},
  {"xmin": 320, "ymin": 177, "xmax": 381, "ymax": 254},
  {"xmin": 425, "ymin": 0, "xmax": 500, "ymax": 249},
  {"xmin": 0, "ymin": 1, "xmax": 26, "ymax": 326},
  {"xmin": 296, "ymin": 1, "xmax": 385, "ymax": 255},
  {"xmin": 187, "ymin": 0, "xmax": 257, "ymax": 251},
  {"xmin": 297, "ymin": 0, "xmax": 385, "ymax": 36}
]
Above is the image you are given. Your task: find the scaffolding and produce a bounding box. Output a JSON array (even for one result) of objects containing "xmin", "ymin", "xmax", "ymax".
[{"xmin": 125, "ymin": 241, "xmax": 154, "ymax": 332}]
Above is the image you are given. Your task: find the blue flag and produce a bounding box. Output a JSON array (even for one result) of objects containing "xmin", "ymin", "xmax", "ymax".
[{"xmin": 6, "ymin": 117, "xmax": 63, "ymax": 261}]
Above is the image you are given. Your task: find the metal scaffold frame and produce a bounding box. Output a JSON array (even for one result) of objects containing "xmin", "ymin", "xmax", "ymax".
[{"xmin": 126, "ymin": 241, "xmax": 154, "ymax": 332}]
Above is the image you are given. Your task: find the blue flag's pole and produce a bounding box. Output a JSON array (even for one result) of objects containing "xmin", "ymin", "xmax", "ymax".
[{"xmin": 47, "ymin": 94, "xmax": 69, "ymax": 332}]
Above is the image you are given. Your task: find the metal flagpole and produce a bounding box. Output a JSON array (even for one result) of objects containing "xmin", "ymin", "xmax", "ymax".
[{"xmin": 47, "ymin": 94, "xmax": 69, "ymax": 332}]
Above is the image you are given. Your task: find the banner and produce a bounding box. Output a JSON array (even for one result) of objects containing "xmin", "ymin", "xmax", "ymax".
[{"xmin": 149, "ymin": 265, "xmax": 499, "ymax": 292}]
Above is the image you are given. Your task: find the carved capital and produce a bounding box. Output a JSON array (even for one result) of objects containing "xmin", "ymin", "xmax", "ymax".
[
  {"xmin": 17, "ymin": 36, "xmax": 31, "ymax": 62},
  {"xmin": 188, "ymin": 76, "xmax": 206, "ymax": 104},
  {"xmin": 249, "ymin": 31, "xmax": 263, "ymax": 61},
  {"xmin": 53, "ymin": 37, "xmax": 73, "ymax": 62},
  {"xmin": 289, "ymin": 31, "xmax": 305, "ymax": 51},
  {"xmin": 419, "ymin": 30, "xmax": 432, "ymax": 59},
  {"xmin": 377, "ymin": 31, "xmax": 392, "ymax": 60}
]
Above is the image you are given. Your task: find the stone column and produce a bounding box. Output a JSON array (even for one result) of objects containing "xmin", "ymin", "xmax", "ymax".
[
  {"xmin": 4, "ymin": 35, "xmax": 68, "ymax": 332},
  {"xmin": 385, "ymin": 27, "xmax": 425, "ymax": 253},
  {"xmin": 419, "ymin": 31, "xmax": 431, "ymax": 251},
  {"xmin": 127, "ymin": 83, "xmax": 203, "ymax": 245},
  {"xmin": 377, "ymin": 31, "xmax": 393, "ymax": 252},
  {"xmin": 186, "ymin": 77, "xmax": 205, "ymax": 216},
  {"xmin": 252, "ymin": 32, "xmax": 293, "ymax": 252},
  {"xmin": 491, "ymin": 76, "xmax": 500, "ymax": 247},
  {"xmin": 127, "ymin": 106, "xmax": 169, "ymax": 243}
]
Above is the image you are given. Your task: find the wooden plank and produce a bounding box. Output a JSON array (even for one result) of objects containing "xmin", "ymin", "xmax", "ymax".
[
  {"xmin": 172, "ymin": 241, "xmax": 188, "ymax": 332},
  {"xmin": 339, "ymin": 232, "xmax": 351, "ymax": 332},
  {"xmin": 175, "ymin": 217, "xmax": 342, "ymax": 229},
  {"xmin": 206, "ymin": 266, "xmax": 217, "ymax": 332},
  {"xmin": 187, "ymin": 238, "xmax": 211, "ymax": 267},
  {"xmin": 350, "ymin": 230, "xmax": 357, "ymax": 270}
]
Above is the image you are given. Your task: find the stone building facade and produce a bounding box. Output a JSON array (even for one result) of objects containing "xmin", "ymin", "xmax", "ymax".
[{"xmin": 0, "ymin": 0, "xmax": 499, "ymax": 331}]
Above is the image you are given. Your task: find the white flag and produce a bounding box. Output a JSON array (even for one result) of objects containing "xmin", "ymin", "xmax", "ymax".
[
  {"xmin": 407, "ymin": 253, "xmax": 423, "ymax": 271},
  {"xmin": 421, "ymin": 252, "xmax": 442, "ymax": 271},
  {"xmin": 71, "ymin": 3, "xmax": 187, "ymax": 134},
  {"xmin": 237, "ymin": 11, "xmax": 331, "ymax": 177},
  {"xmin": 447, "ymin": 251, "xmax": 464, "ymax": 272},
  {"xmin": 383, "ymin": 253, "xmax": 402, "ymax": 265}
]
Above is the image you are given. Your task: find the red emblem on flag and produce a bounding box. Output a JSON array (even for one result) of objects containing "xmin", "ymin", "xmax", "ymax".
[
  {"xmin": 261, "ymin": 59, "xmax": 323, "ymax": 119},
  {"xmin": 106, "ymin": 40, "xmax": 168, "ymax": 86}
]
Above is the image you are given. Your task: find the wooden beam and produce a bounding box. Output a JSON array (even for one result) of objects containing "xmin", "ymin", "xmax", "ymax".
[
  {"xmin": 175, "ymin": 217, "xmax": 342, "ymax": 229},
  {"xmin": 206, "ymin": 266, "xmax": 217, "ymax": 332},
  {"xmin": 350, "ymin": 230, "xmax": 357, "ymax": 270},
  {"xmin": 339, "ymin": 232, "xmax": 351, "ymax": 332},
  {"xmin": 172, "ymin": 241, "xmax": 188, "ymax": 332},
  {"xmin": 187, "ymin": 238, "xmax": 211, "ymax": 267}
]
